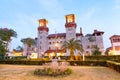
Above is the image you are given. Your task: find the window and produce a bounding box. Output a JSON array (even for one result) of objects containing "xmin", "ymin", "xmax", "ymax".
[
  {"xmin": 78, "ymin": 40, "xmax": 81, "ymax": 42},
  {"xmin": 40, "ymin": 46, "xmax": 41, "ymax": 49},
  {"xmin": 32, "ymin": 48, "xmax": 34, "ymax": 51},
  {"xmin": 49, "ymin": 42, "xmax": 51, "ymax": 44},
  {"xmin": 87, "ymin": 45, "xmax": 90, "ymax": 49},
  {"xmin": 91, "ymin": 45, "xmax": 96, "ymax": 49},
  {"xmin": 40, "ymin": 42, "xmax": 42, "ymax": 44},
  {"xmin": 68, "ymin": 28, "xmax": 72, "ymax": 31},
  {"xmin": 39, "ymin": 31, "xmax": 42, "ymax": 34},
  {"xmin": 40, "ymin": 36, "xmax": 42, "ymax": 39}
]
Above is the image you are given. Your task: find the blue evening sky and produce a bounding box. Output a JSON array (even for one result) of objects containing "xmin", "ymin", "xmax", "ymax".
[{"xmin": 0, "ymin": 0, "xmax": 120, "ymax": 50}]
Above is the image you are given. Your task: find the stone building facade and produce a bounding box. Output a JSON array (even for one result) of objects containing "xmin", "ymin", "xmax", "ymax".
[{"xmin": 23, "ymin": 14, "xmax": 104, "ymax": 58}]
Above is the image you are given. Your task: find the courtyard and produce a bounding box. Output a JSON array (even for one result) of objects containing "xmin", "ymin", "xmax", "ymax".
[{"xmin": 0, "ymin": 64, "xmax": 120, "ymax": 80}]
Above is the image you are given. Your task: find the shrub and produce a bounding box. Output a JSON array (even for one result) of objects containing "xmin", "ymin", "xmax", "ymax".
[
  {"xmin": 34, "ymin": 62, "xmax": 72, "ymax": 77},
  {"xmin": 34, "ymin": 67, "xmax": 72, "ymax": 77}
]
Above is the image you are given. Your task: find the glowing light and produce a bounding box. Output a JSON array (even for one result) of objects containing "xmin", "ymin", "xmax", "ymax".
[
  {"xmin": 30, "ymin": 53, "xmax": 37, "ymax": 59},
  {"xmin": 55, "ymin": 43, "xmax": 58, "ymax": 47},
  {"xmin": 38, "ymin": 19, "xmax": 48, "ymax": 27},
  {"xmin": 50, "ymin": 53, "xmax": 54, "ymax": 56},
  {"xmin": 65, "ymin": 14, "xmax": 76, "ymax": 23},
  {"xmin": 57, "ymin": 53, "xmax": 61, "ymax": 56}
]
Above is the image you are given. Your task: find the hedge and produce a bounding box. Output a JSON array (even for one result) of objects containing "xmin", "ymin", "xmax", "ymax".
[
  {"xmin": 107, "ymin": 60, "xmax": 120, "ymax": 72},
  {"xmin": 85, "ymin": 55, "xmax": 120, "ymax": 61},
  {"xmin": 5, "ymin": 56, "xmax": 27, "ymax": 60},
  {"xmin": 46, "ymin": 55, "xmax": 120, "ymax": 61},
  {"xmin": 0, "ymin": 60, "xmax": 51, "ymax": 65},
  {"xmin": 67, "ymin": 60, "xmax": 107, "ymax": 66},
  {"xmin": 0, "ymin": 60, "xmax": 107, "ymax": 66}
]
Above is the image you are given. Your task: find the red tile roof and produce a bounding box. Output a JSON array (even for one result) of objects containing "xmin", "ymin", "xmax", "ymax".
[
  {"xmin": 93, "ymin": 30, "xmax": 104, "ymax": 35},
  {"xmin": 47, "ymin": 33, "xmax": 66, "ymax": 38},
  {"xmin": 110, "ymin": 35, "xmax": 120, "ymax": 39},
  {"xmin": 47, "ymin": 33, "xmax": 83, "ymax": 38}
]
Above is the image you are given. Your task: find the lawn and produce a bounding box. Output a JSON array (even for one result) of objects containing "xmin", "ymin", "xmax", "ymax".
[{"xmin": 0, "ymin": 64, "xmax": 120, "ymax": 80}]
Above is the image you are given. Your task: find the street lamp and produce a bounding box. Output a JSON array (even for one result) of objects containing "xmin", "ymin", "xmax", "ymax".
[{"xmin": 55, "ymin": 43, "xmax": 58, "ymax": 57}]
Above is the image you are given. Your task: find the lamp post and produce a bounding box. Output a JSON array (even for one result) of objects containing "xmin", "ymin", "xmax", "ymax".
[{"xmin": 55, "ymin": 43, "xmax": 58, "ymax": 57}]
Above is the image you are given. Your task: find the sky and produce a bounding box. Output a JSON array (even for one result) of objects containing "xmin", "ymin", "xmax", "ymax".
[{"xmin": 0, "ymin": 0, "xmax": 120, "ymax": 50}]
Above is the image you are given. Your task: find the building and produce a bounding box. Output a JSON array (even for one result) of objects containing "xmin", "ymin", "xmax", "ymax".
[
  {"xmin": 23, "ymin": 14, "xmax": 104, "ymax": 58},
  {"xmin": 107, "ymin": 35, "xmax": 120, "ymax": 55}
]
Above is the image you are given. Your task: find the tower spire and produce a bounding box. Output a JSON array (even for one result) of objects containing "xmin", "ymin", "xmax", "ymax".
[
  {"xmin": 55, "ymin": 27, "xmax": 57, "ymax": 38},
  {"xmin": 80, "ymin": 27, "xmax": 83, "ymax": 36}
]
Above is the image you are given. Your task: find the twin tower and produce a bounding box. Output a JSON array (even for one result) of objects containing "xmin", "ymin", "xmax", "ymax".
[{"xmin": 37, "ymin": 14, "xmax": 82, "ymax": 56}]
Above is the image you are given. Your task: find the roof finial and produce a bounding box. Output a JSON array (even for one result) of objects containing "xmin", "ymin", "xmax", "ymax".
[{"xmin": 80, "ymin": 27, "xmax": 83, "ymax": 36}]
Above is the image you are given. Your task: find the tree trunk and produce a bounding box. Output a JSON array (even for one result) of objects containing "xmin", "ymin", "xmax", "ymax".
[
  {"xmin": 82, "ymin": 52, "xmax": 85, "ymax": 61},
  {"xmin": 70, "ymin": 50, "xmax": 74, "ymax": 60}
]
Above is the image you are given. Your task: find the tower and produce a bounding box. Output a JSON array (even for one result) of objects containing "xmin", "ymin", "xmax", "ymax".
[
  {"xmin": 65, "ymin": 14, "xmax": 77, "ymax": 41},
  {"xmin": 109, "ymin": 35, "xmax": 120, "ymax": 55},
  {"xmin": 37, "ymin": 19, "xmax": 49, "ymax": 58}
]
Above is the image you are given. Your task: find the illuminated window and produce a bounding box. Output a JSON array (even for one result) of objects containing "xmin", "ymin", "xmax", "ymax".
[
  {"xmin": 68, "ymin": 18, "xmax": 73, "ymax": 22},
  {"xmin": 40, "ymin": 23, "xmax": 44, "ymax": 26}
]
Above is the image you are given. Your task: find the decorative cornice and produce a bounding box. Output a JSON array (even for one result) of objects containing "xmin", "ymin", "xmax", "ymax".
[
  {"xmin": 38, "ymin": 26, "xmax": 49, "ymax": 32},
  {"xmin": 65, "ymin": 22, "xmax": 77, "ymax": 28}
]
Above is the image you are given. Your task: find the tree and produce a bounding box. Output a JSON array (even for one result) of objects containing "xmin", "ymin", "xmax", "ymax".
[
  {"xmin": 105, "ymin": 49, "xmax": 110, "ymax": 56},
  {"xmin": 92, "ymin": 45, "xmax": 101, "ymax": 56},
  {"xmin": 61, "ymin": 38, "xmax": 83, "ymax": 60},
  {"xmin": 88, "ymin": 36, "xmax": 96, "ymax": 42},
  {"xmin": 21, "ymin": 38, "xmax": 35, "ymax": 56},
  {"xmin": 0, "ymin": 28, "xmax": 17, "ymax": 55},
  {"xmin": 0, "ymin": 41, "xmax": 7, "ymax": 54},
  {"xmin": 13, "ymin": 46, "xmax": 23, "ymax": 52}
]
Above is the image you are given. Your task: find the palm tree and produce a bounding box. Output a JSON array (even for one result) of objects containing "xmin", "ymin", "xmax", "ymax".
[
  {"xmin": 61, "ymin": 38, "xmax": 83, "ymax": 60},
  {"xmin": 21, "ymin": 38, "xmax": 35, "ymax": 56}
]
